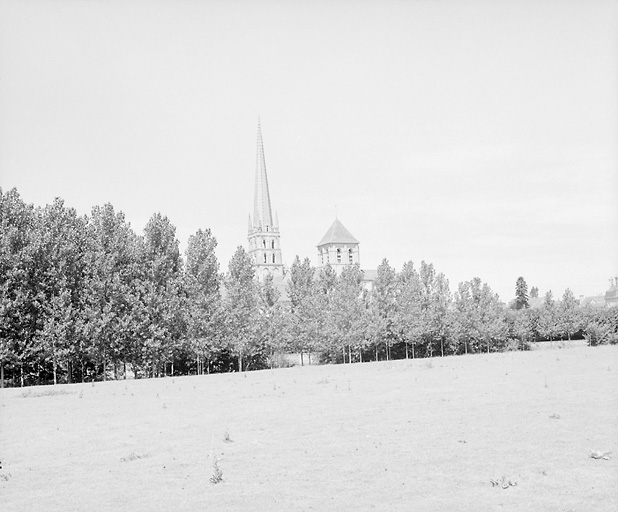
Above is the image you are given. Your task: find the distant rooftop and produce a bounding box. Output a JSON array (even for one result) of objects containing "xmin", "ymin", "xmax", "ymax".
[{"xmin": 317, "ymin": 219, "xmax": 359, "ymax": 247}]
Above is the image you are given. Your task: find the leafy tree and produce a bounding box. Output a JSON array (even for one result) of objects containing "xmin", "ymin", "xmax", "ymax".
[
  {"xmin": 222, "ymin": 246, "xmax": 261, "ymax": 372},
  {"xmin": 372, "ymin": 259, "xmax": 398, "ymax": 360},
  {"xmin": 184, "ymin": 228, "xmax": 221, "ymax": 375},
  {"xmin": 556, "ymin": 288, "xmax": 581, "ymax": 341},
  {"xmin": 514, "ymin": 277, "xmax": 529, "ymax": 310},
  {"xmin": 258, "ymin": 274, "xmax": 289, "ymax": 367},
  {"xmin": 538, "ymin": 291, "xmax": 559, "ymax": 342},
  {"xmin": 137, "ymin": 213, "xmax": 185, "ymax": 377},
  {"xmin": 83, "ymin": 204, "xmax": 141, "ymax": 381},
  {"xmin": 0, "ymin": 188, "xmax": 38, "ymax": 386},
  {"xmin": 416, "ymin": 262, "xmax": 451, "ymax": 357},
  {"xmin": 31, "ymin": 198, "xmax": 89, "ymax": 384},
  {"xmin": 582, "ymin": 307, "xmax": 618, "ymax": 346},
  {"xmin": 508, "ymin": 308, "xmax": 534, "ymax": 350},
  {"xmin": 286, "ymin": 257, "xmax": 318, "ymax": 364},
  {"xmin": 530, "ymin": 286, "xmax": 539, "ymax": 299},
  {"xmin": 326, "ymin": 264, "xmax": 366, "ymax": 363},
  {"xmin": 452, "ymin": 278, "xmax": 507, "ymax": 354},
  {"xmin": 395, "ymin": 261, "xmax": 422, "ymax": 359}
]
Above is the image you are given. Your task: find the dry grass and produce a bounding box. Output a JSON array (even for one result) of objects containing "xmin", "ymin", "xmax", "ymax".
[{"xmin": 1, "ymin": 344, "xmax": 617, "ymax": 511}]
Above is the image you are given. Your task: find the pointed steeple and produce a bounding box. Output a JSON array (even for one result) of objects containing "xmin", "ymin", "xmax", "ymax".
[
  {"xmin": 248, "ymin": 119, "xmax": 284, "ymax": 280},
  {"xmin": 253, "ymin": 119, "xmax": 274, "ymax": 228}
]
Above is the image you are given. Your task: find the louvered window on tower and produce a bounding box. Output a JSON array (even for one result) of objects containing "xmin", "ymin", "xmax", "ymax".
[
  {"xmin": 337, "ymin": 248, "xmax": 341, "ymax": 263},
  {"xmin": 349, "ymin": 248, "xmax": 353, "ymax": 263}
]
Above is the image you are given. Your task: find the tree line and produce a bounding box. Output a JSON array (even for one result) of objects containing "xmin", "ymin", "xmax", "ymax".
[{"xmin": 1, "ymin": 188, "xmax": 616, "ymax": 387}]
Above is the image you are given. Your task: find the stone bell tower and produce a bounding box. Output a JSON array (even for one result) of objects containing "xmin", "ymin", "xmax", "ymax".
[{"xmin": 247, "ymin": 120, "xmax": 284, "ymax": 279}]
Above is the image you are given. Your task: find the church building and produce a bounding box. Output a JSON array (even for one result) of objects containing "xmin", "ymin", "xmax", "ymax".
[
  {"xmin": 316, "ymin": 218, "xmax": 360, "ymax": 274},
  {"xmin": 247, "ymin": 121, "xmax": 284, "ymax": 280},
  {"xmin": 246, "ymin": 121, "xmax": 375, "ymax": 292}
]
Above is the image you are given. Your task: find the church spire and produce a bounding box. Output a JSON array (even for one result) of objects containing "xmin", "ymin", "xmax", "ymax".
[
  {"xmin": 253, "ymin": 118, "xmax": 274, "ymax": 228},
  {"xmin": 248, "ymin": 119, "xmax": 284, "ymax": 280}
]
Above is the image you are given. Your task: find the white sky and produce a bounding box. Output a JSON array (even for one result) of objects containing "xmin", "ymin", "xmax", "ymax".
[{"xmin": 1, "ymin": 0, "xmax": 617, "ymax": 302}]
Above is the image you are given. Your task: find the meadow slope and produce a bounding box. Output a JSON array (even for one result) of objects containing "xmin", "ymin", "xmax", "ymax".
[{"xmin": 1, "ymin": 344, "xmax": 617, "ymax": 511}]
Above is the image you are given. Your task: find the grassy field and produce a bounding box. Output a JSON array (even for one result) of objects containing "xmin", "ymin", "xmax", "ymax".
[{"xmin": 1, "ymin": 344, "xmax": 617, "ymax": 511}]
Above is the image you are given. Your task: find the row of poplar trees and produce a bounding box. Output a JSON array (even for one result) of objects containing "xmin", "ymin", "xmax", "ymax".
[{"xmin": 1, "ymin": 188, "xmax": 615, "ymax": 387}]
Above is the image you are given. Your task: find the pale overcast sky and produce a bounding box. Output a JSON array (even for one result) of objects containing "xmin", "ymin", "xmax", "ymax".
[{"xmin": 1, "ymin": 0, "xmax": 617, "ymax": 302}]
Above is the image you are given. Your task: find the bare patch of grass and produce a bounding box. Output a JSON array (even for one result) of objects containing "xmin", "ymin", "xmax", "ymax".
[
  {"xmin": 19, "ymin": 388, "xmax": 75, "ymax": 398},
  {"xmin": 120, "ymin": 452, "xmax": 149, "ymax": 463}
]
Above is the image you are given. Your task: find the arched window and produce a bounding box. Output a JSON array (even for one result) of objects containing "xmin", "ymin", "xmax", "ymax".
[
  {"xmin": 271, "ymin": 240, "xmax": 275, "ymax": 249},
  {"xmin": 348, "ymin": 248, "xmax": 353, "ymax": 263},
  {"xmin": 263, "ymin": 253, "xmax": 267, "ymax": 263},
  {"xmin": 337, "ymin": 248, "xmax": 341, "ymax": 263},
  {"xmin": 272, "ymin": 254, "xmax": 275, "ymax": 263},
  {"xmin": 263, "ymin": 239, "xmax": 266, "ymax": 248}
]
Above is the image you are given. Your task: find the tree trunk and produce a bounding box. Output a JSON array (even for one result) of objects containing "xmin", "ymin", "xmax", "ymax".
[
  {"xmin": 81, "ymin": 361, "xmax": 85, "ymax": 383},
  {"xmin": 53, "ymin": 358, "xmax": 57, "ymax": 386},
  {"xmin": 348, "ymin": 345, "xmax": 352, "ymax": 364},
  {"xmin": 103, "ymin": 360, "xmax": 107, "ymax": 381},
  {"xmin": 308, "ymin": 352, "xmax": 312, "ymax": 365},
  {"xmin": 375, "ymin": 346, "xmax": 378, "ymax": 361},
  {"xmin": 67, "ymin": 360, "xmax": 72, "ymax": 384},
  {"xmin": 300, "ymin": 351, "xmax": 304, "ymax": 366},
  {"xmin": 412, "ymin": 343, "xmax": 415, "ymax": 359},
  {"xmin": 0, "ymin": 361, "xmax": 4, "ymax": 389},
  {"xmin": 20, "ymin": 362, "xmax": 24, "ymax": 387},
  {"xmin": 464, "ymin": 341, "xmax": 468, "ymax": 355},
  {"xmin": 171, "ymin": 361, "xmax": 174, "ymax": 376},
  {"xmin": 441, "ymin": 338, "xmax": 444, "ymax": 357},
  {"xmin": 123, "ymin": 362, "xmax": 127, "ymax": 379},
  {"xmin": 405, "ymin": 342, "xmax": 409, "ymax": 359},
  {"xmin": 238, "ymin": 354, "xmax": 243, "ymax": 373},
  {"xmin": 342, "ymin": 345, "xmax": 346, "ymax": 364}
]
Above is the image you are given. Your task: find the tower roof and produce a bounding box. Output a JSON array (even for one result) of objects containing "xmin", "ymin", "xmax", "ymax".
[
  {"xmin": 317, "ymin": 219, "xmax": 359, "ymax": 247},
  {"xmin": 253, "ymin": 119, "xmax": 274, "ymax": 228}
]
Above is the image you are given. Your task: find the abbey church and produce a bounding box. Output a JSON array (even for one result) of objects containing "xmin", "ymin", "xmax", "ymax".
[{"xmin": 247, "ymin": 122, "xmax": 371, "ymax": 290}]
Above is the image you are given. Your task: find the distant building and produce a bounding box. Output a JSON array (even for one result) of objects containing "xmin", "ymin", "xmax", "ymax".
[
  {"xmin": 576, "ymin": 277, "xmax": 618, "ymax": 308},
  {"xmin": 316, "ymin": 218, "xmax": 377, "ymax": 290},
  {"xmin": 246, "ymin": 123, "xmax": 379, "ymax": 295},
  {"xmin": 316, "ymin": 218, "xmax": 360, "ymax": 274},
  {"xmin": 605, "ymin": 276, "xmax": 618, "ymax": 307},
  {"xmin": 247, "ymin": 121, "xmax": 284, "ymax": 280},
  {"xmin": 579, "ymin": 295, "xmax": 607, "ymax": 308}
]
